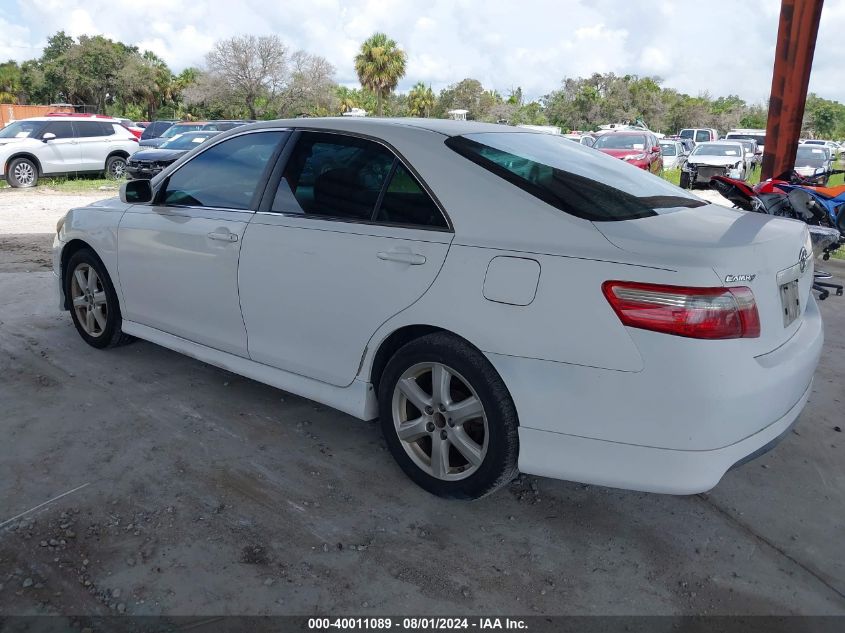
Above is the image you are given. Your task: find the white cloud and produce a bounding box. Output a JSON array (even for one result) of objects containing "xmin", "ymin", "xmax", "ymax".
[{"xmin": 2, "ymin": 0, "xmax": 845, "ymax": 104}]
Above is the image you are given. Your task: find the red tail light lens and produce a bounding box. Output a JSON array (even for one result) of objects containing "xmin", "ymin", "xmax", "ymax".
[{"xmin": 602, "ymin": 281, "xmax": 760, "ymax": 339}]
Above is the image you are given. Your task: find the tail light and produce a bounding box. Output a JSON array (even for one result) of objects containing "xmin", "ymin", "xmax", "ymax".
[{"xmin": 602, "ymin": 281, "xmax": 760, "ymax": 339}]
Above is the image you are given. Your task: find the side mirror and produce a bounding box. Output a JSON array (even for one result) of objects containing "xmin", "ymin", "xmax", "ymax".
[
  {"xmin": 42, "ymin": 132, "xmax": 56, "ymax": 142},
  {"xmin": 651, "ymin": 146, "xmax": 660, "ymax": 154},
  {"xmin": 120, "ymin": 179, "xmax": 153, "ymax": 204}
]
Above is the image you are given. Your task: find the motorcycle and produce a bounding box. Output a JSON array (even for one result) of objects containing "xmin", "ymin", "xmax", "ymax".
[{"xmin": 709, "ymin": 170, "xmax": 844, "ymax": 299}]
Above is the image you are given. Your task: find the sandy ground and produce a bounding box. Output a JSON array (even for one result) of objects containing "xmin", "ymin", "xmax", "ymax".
[{"xmin": 1, "ymin": 188, "xmax": 844, "ymax": 616}]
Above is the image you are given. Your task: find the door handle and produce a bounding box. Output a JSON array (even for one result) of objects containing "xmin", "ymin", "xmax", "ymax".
[
  {"xmin": 377, "ymin": 250, "xmax": 426, "ymax": 265},
  {"xmin": 207, "ymin": 231, "xmax": 238, "ymax": 242}
]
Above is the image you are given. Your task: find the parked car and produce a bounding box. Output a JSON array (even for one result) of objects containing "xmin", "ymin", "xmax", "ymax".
[
  {"xmin": 139, "ymin": 120, "xmax": 177, "ymax": 141},
  {"xmin": 202, "ymin": 120, "xmax": 251, "ymax": 132},
  {"xmin": 802, "ymin": 139, "xmax": 840, "ymax": 159},
  {"xmin": 52, "ymin": 119, "xmax": 820, "ymax": 499},
  {"xmin": 126, "ymin": 131, "xmax": 220, "ymax": 179},
  {"xmin": 732, "ymin": 138, "xmax": 759, "ymax": 173},
  {"xmin": 658, "ymin": 139, "xmax": 687, "ymax": 170},
  {"xmin": 593, "ymin": 130, "xmax": 663, "ymax": 173},
  {"xmin": 563, "ymin": 132, "xmax": 596, "ymax": 147},
  {"xmin": 725, "ymin": 129, "xmax": 766, "ymax": 154},
  {"xmin": 138, "ymin": 121, "xmax": 210, "ymax": 148},
  {"xmin": 679, "ymin": 128, "xmax": 718, "ymax": 145},
  {"xmin": 0, "ymin": 116, "xmax": 138, "ymax": 187},
  {"xmin": 794, "ymin": 144, "xmax": 834, "ymax": 184},
  {"xmin": 681, "ymin": 140, "xmax": 746, "ymax": 188}
]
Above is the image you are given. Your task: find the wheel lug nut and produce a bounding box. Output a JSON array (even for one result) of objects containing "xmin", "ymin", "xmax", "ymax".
[
  {"xmin": 424, "ymin": 405, "xmax": 434, "ymax": 415},
  {"xmin": 438, "ymin": 403, "xmax": 446, "ymax": 412},
  {"xmin": 440, "ymin": 430, "xmax": 448, "ymax": 440},
  {"xmin": 426, "ymin": 422, "xmax": 435, "ymax": 432},
  {"xmin": 447, "ymin": 419, "xmax": 454, "ymax": 427}
]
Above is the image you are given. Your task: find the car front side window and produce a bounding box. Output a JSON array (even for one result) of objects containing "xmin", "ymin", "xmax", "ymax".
[
  {"xmin": 42, "ymin": 121, "xmax": 75, "ymax": 140},
  {"xmin": 161, "ymin": 131, "xmax": 284, "ymax": 210}
]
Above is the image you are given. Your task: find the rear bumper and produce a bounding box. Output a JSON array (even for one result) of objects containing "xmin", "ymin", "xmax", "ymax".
[
  {"xmin": 516, "ymin": 379, "xmax": 810, "ymax": 494},
  {"xmin": 487, "ymin": 296, "xmax": 823, "ymax": 494}
]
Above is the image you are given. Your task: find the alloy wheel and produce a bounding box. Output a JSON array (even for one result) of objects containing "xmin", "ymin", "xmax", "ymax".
[
  {"xmin": 70, "ymin": 263, "xmax": 108, "ymax": 338},
  {"xmin": 108, "ymin": 158, "xmax": 126, "ymax": 179},
  {"xmin": 391, "ymin": 362, "xmax": 489, "ymax": 481},
  {"xmin": 13, "ymin": 161, "xmax": 35, "ymax": 186}
]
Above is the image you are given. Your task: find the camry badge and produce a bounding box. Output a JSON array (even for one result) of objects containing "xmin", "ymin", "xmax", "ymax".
[
  {"xmin": 725, "ymin": 274, "xmax": 756, "ymax": 283},
  {"xmin": 798, "ymin": 247, "xmax": 809, "ymax": 274}
]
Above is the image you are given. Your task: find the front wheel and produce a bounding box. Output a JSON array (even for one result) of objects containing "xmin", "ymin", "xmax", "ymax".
[
  {"xmin": 680, "ymin": 171, "xmax": 691, "ymax": 189},
  {"xmin": 7, "ymin": 157, "xmax": 38, "ymax": 188},
  {"xmin": 65, "ymin": 248, "xmax": 133, "ymax": 349},
  {"xmin": 378, "ymin": 332, "xmax": 519, "ymax": 499},
  {"xmin": 105, "ymin": 155, "xmax": 127, "ymax": 180}
]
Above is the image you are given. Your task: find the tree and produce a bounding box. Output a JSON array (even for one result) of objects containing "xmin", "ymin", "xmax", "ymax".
[
  {"xmin": 354, "ymin": 32, "xmax": 406, "ymax": 116},
  {"xmin": 408, "ymin": 82, "xmax": 435, "ymax": 117},
  {"xmin": 204, "ymin": 35, "xmax": 290, "ymax": 119},
  {"xmin": 0, "ymin": 61, "xmax": 22, "ymax": 103}
]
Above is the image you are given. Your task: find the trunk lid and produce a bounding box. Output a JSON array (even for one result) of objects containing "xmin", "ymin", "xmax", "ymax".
[{"xmin": 594, "ymin": 204, "xmax": 813, "ymax": 354}]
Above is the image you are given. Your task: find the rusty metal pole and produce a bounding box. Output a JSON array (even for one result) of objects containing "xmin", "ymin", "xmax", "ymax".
[{"xmin": 761, "ymin": 0, "xmax": 825, "ymax": 181}]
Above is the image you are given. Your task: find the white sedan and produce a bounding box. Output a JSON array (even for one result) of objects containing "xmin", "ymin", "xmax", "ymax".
[{"xmin": 53, "ymin": 118, "xmax": 822, "ymax": 499}]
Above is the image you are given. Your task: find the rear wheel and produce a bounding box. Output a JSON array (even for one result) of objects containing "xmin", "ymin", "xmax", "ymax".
[
  {"xmin": 105, "ymin": 155, "xmax": 127, "ymax": 180},
  {"xmin": 7, "ymin": 157, "xmax": 38, "ymax": 188},
  {"xmin": 680, "ymin": 171, "xmax": 691, "ymax": 189},
  {"xmin": 378, "ymin": 333, "xmax": 519, "ymax": 499},
  {"xmin": 65, "ymin": 248, "xmax": 133, "ymax": 349}
]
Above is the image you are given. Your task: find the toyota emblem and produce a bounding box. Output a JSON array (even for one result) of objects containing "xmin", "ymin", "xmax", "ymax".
[{"xmin": 798, "ymin": 247, "xmax": 809, "ymax": 274}]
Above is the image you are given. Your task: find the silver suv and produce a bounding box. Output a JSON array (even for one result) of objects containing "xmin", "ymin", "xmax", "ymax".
[{"xmin": 0, "ymin": 117, "xmax": 139, "ymax": 187}]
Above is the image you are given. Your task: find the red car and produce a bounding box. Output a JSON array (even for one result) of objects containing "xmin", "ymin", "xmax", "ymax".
[{"xmin": 593, "ymin": 131, "xmax": 664, "ymax": 174}]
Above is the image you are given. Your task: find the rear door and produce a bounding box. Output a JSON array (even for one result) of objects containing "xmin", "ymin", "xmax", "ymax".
[
  {"xmin": 238, "ymin": 130, "xmax": 453, "ymax": 387},
  {"xmin": 74, "ymin": 121, "xmax": 111, "ymax": 171},
  {"xmin": 37, "ymin": 121, "xmax": 80, "ymax": 174}
]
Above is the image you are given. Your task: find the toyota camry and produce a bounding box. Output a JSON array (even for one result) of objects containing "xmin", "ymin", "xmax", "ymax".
[{"xmin": 53, "ymin": 118, "xmax": 823, "ymax": 499}]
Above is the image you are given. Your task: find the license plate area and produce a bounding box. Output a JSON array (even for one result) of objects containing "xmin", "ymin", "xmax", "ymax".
[{"xmin": 780, "ymin": 279, "xmax": 800, "ymax": 327}]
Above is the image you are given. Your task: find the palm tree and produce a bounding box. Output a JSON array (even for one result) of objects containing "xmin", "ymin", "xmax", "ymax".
[
  {"xmin": 408, "ymin": 82, "xmax": 435, "ymax": 117},
  {"xmin": 336, "ymin": 86, "xmax": 358, "ymax": 113},
  {"xmin": 354, "ymin": 33, "xmax": 406, "ymax": 116}
]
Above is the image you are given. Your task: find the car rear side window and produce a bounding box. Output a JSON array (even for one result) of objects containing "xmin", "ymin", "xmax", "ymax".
[
  {"xmin": 161, "ymin": 132, "xmax": 284, "ymax": 210},
  {"xmin": 446, "ymin": 132, "xmax": 704, "ymax": 222},
  {"xmin": 272, "ymin": 132, "xmax": 446, "ymax": 228}
]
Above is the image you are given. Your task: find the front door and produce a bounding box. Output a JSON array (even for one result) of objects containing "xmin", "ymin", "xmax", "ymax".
[
  {"xmin": 117, "ymin": 130, "xmax": 286, "ymax": 357},
  {"xmin": 238, "ymin": 131, "xmax": 453, "ymax": 387},
  {"xmin": 38, "ymin": 121, "xmax": 80, "ymax": 174}
]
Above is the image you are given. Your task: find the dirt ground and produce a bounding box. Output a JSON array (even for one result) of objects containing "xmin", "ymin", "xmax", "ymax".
[{"xmin": 1, "ymin": 187, "xmax": 844, "ymax": 616}]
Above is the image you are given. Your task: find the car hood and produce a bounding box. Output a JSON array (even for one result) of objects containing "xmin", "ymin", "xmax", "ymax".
[
  {"xmin": 687, "ymin": 155, "xmax": 742, "ymax": 167},
  {"xmin": 795, "ymin": 159, "xmax": 827, "ymax": 169},
  {"xmin": 129, "ymin": 148, "xmax": 186, "ymax": 162},
  {"xmin": 0, "ymin": 137, "xmax": 32, "ymax": 148}
]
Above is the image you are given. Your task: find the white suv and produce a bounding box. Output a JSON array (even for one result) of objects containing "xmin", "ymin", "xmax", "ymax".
[{"xmin": 0, "ymin": 117, "xmax": 138, "ymax": 187}]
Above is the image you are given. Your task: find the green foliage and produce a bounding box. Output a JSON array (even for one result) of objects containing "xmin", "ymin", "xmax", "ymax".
[
  {"xmin": 354, "ymin": 33, "xmax": 407, "ymax": 116},
  {"xmin": 408, "ymin": 82, "xmax": 435, "ymax": 117}
]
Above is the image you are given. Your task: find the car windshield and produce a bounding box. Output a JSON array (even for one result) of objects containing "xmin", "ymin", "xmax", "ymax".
[
  {"xmin": 691, "ymin": 144, "xmax": 742, "ymax": 157},
  {"xmin": 0, "ymin": 120, "xmax": 43, "ymax": 139},
  {"xmin": 446, "ymin": 132, "xmax": 704, "ymax": 222},
  {"xmin": 797, "ymin": 146, "xmax": 828, "ymax": 162},
  {"xmin": 660, "ymin": 144, "xmax": 677, "ymax": 156},
  {"xmin": 727, "ymin": 133, "xmax": 766, "ymax": 146},
  {"xmin": 594, "ymin": 134, "xmax": 647, "ymax": 150},
  {"xmin": 160, "ymin": 133, "xmax": 217, "ymax": 150},
  {"xmin": 162, "ymin": 124, "xmax": 202, "ymax": 138}
]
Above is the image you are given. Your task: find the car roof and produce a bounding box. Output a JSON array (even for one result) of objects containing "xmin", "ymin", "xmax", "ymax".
[
  {"xmin": 12, "ymin": 117, "xmax": 119, "ymax": 123},
  {"xmin": 241, "ymin": 117, "xmax": 535, "ymax": 138}
]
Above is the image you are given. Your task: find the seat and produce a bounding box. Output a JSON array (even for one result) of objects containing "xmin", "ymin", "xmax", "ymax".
[{"xmin": 313, "ymin": 168, "xmax": 378, "ymax": 219}]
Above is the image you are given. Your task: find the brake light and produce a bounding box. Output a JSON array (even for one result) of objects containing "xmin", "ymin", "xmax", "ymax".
[{"xmin": 602, "ymin": 281, "xmax": 760, "ymax": 339}]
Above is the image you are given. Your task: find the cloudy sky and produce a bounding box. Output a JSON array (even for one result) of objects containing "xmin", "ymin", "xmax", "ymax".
[{"xmin": 2, "ymin": 0, "xmax": 845, "ymax": 103}]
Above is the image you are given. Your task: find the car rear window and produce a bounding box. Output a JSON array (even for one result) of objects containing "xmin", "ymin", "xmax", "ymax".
[{"xmin": 445, "ymin": 132, "xmax": 704, "ymax": 222}]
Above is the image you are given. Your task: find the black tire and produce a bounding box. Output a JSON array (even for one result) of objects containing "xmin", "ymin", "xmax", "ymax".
[
  {"xmin": 6, "ymin": 157, "xmax": 38, "ymax": 188},
  {"xmin": 105, "ymin": 155, "xmax": 127, "ymax": 180},
  {"xmin": 64, "ymin": 248, "xmax": 133, "ymax": 349},
  {"xmin": 378, "ymin": 332, "xmax": 519, "ymax": 499},
  {"xmin": 679, "ymin": 171, "xmax": 691, "ymax": 189}
]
